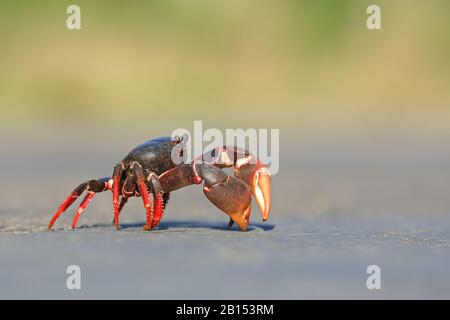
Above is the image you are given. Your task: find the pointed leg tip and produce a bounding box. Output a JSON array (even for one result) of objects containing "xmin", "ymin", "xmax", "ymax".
[
  {"xmin": 48, "ymin": 217, "xmax": 58, "ymax": 231},
  {"xmin": 72, "ymin": 218, "xmax": 80, "ymax": 229},
  {"xmin": 150, "ymin": 221, "xmax": 160, "ymax": 229},
  {"xmin": 143, "ymin": 224, "xmax": 152, "ymax": 231},
  {"xmin": 113, "ymin": 218, "xmax": 120, "ymax": 230}
]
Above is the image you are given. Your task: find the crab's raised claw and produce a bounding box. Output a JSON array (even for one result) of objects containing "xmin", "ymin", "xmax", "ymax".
[
  {"xmin": 234, "ymin": 159, "xmax": 271, "ymax": 222},
  {"xmin": 158, "ymin": 163, "xmax": 253, "ymax": 231},
  {"xmin": 199, "ymin": 164, "xmax": 252, "ymax": 231}
]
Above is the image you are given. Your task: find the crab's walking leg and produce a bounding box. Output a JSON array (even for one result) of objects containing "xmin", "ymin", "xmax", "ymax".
[
  {"xmin": 71, "ymin": 192, "xmax": 95, "ymax": 229},
  {"xmin": 48, "ymin": 195, "xmax": 78, "ymax": 229},
  {"xmin": 150, "ymin": 192, "xmax": 170, "ymax": 229},
  {"xmin": 151, "ymin": 194, "xmax": 163, "ymax": 228},
  {"xmin": 111, "ymin": 196, "xmax": 129, "ymax": 226},
  {"xmin": 112, "ymin": 163, "xmax": 124, "ymax": 230},
  {"xmin": 130, "ymin": 162, "xmax": 153, "ymax": 230},
  {"xmin": 48, "ymin": 178, "xmax": 110, "ymax": 230},
  {"xmin": 147, "ymin": 174, "xmax": 164, "ymax": 229},
  {"xmin": 113, "ymin": 172, "xmax": 136, "ymax": 227}
]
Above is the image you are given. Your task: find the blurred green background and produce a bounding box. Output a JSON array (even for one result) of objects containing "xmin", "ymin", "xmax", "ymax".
[{"xmin": 0, "ymin": 0, "xmax": 449, "ymax": 141}]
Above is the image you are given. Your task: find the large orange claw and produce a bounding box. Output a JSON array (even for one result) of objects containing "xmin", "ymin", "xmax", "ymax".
[
  {"xmin": 234, "ymin": 158, "xmax": 271, "ymax": 222},
  {"xmin": 202, "ymin": 172, "xmax": 253, "ymax": 231},
  {"xmin": 252, "ymin": 166, "xmax": 271, "ymax": 221}
]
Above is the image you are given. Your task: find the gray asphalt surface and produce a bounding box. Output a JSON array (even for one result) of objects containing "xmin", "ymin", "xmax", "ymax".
[{"xmin": 1, "ymin": 136, "xmax": 450, "ymax": 299}]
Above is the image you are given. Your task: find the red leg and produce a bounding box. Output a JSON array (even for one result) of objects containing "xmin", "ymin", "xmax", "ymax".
[
  {"xmin": 48, "ymin": 178, "xmax": 109, "ymax": 230},
  {"xmin": 112, "ymin": 172, "xmax": 135, "ymax": 226},
  {"xmin": 48, "ymin": 195, "xmax": 78, "ymax": 229},
  {"xmin": 112, "ymin": 164, "xmax": 124, "ymax": 230},
  {"xmin": 140, "ymin": 182, "xmax": 153, "ymax": 230},
  {"xmin": 111, "ymin": 196, "xmax": 129, "ymax": 225},
  {"xmin": 151, "ymin": 193, "xmax": 163, "ymax": 228},
  {"xmin": 131, "ymin": 162, "xmax": 153, "ymax": 230},
  {"xmin": 148, "ymin": 174, "xmax": 166, "ymax": 229},
  {"xmin": 71, "ymin": 192, "xmax": 95, "ymax": 229}
]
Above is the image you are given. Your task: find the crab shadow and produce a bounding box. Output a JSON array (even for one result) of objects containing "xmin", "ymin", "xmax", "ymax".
[{"xmin": 117, "ymin": 220, "xmax": 275, "ymax": 232}]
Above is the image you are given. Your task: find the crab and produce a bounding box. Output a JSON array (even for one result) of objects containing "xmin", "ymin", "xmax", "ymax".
[{"xmin": 48, "ymin": 136, "xmax": 271, "ymax": 231}]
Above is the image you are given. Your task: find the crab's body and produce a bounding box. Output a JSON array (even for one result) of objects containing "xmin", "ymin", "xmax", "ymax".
[
  {"xmin": 122, "ymin": 137, "xmax": 175, "ymax": 176},
  {"xmin": 49, "ymin": 136, "xmax": 271, "ymax": 231}
]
